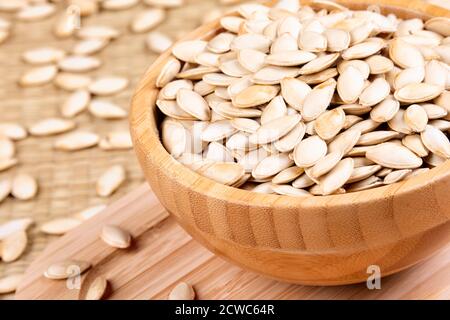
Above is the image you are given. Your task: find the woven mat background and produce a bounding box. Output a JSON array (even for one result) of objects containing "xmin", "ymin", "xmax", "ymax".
[
  {"xmin": 0, "ymin": 0, "xmax": 224, "ymax": 283},
  {"xmin": 0, "ymin": 0, "xmax": 446, "ymax": 298}
]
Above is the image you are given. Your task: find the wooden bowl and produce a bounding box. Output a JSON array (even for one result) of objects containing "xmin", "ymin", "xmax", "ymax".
[{"xmin": 130, "ymin": 0, "xmax": 450, "ymax": 285}]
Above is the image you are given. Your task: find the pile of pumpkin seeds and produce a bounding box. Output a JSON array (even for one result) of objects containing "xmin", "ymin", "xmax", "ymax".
[{"xmin": 158, "ymin": 0, "xmax": 450, "ymax": 197}]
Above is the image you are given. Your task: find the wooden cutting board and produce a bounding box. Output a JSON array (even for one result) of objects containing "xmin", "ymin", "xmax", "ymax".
[{"xmin": 15, "ymin": 184, "xmax": 450, "ymax": 300}]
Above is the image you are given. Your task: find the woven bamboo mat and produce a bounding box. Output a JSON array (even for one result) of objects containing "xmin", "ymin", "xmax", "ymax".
[
  {"xmin": 0, "ymin": 0, "xmax": 447, "ymax": 299},
  {"xmin": 0, "ymin": 0, "xmax": 224, "ymax": 285}
]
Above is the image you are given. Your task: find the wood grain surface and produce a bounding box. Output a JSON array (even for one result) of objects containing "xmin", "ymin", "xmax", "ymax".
[{"xmin": 15, "ymin": 184, "xmax": 450, "ymax": 300}]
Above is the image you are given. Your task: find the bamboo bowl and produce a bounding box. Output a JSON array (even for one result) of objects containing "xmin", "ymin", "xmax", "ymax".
[{"xmin": 130, "ymin": 0, "xmax": 450, "ymax": 285}]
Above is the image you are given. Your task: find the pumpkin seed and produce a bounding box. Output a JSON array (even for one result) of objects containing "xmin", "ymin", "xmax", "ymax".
[
  {"xmin": 168, "ymin": 282, "xmax": 195, "ymax": 300},
  {"xmin": 40, "ymin": 218, "xmax": 81, "ymax": 235},
  {"xmin": 73, "ymin": 38, "xmax": 109, "ymax": 56},
  {"xmin": 131, "ymin": 8, "xmax": 165, "ymax": 33},
  {"xmin": 404, "ymin": 104, "xmax": 428, "ymax": 132},
  {"xmin": 249, "ymin": 114, "xmax": 301, "ymax": 145},
  {"xmin": 0, "ymin": 274, "xmax": 23, "ymax": 294},
  {"xmin": 199, "ymin": 162, "xmax": 245, "ymax": 185},
  {"xmin": 22, "ymin": 47, "xmax": 65, "ymax": 65},
  {"xmin": 54, "ymin": 73, "xmax": 92, "ymax": 91},
  {"xmin": 252, "ymin": 153, "xmax": 293, "ymax": 180},
  {"xmin": 1, "ymin": 230, "xmax": 27, "ymax": 262},
  {"xmin": 17, "ymin": 4, "xmax": 55, "ymax": 21},
  {"xmin": 0, "ymin": 218, "xmax": 33, "ymax": 241},
  {"xmin": 366, "ymin": 143, "xmax": 423, "ymax": 169},
  {"xmin": 44, "ymin": 260, "xmax": 91, "ymax": 280},
  {"xmin": 389, "ymin": 39, "xmax": 424, "ymax": 69},
  {"xmin": 272, "ymin": 166, "xmax": 304, "ymax": 184},
  {"xmin": 88, "ymin": 77, "xmax": 128, "ymax": 96},
  {"xmin": 0, "ymin": 123, "xmax": 26, "ymax": 141},
  {"xmin": 421, "ymin": 125, "xmax": 450, "ymax": 158},
  {"xmin": 77, "ymin": 25, "xmax": 120, "ymax": 40},
  {"xmin": 359, "ymin": 78, "xmax": 390, "ymax": 107},
  {"xmin": 299, "ymin": 53, "xmax": 340, "ymax": 75},
  {"xmin": 337, "ymin": 66, "xmax": 365, "ymax": 104},
  {"xmin": 347, "ymin": 164, "xmax": 382, "ymax": 183},
  {"xmin": 253, "ymin": 66, "xmax": 300, "ymax": 84},
  {"xmin": 29, "ymin": 118, "xmax": 76, "ymax": 136},
  {"xmin": 302, "ymin": 78, "xmax": 336, "ymax": 121},
  {"xmin": 370, "ymin": 96, "xmax": 400, "ymax": 123},
  {"xmin": 234, "ymin": 85, "xmax": 279, "ymax": 108},
  {"xmin": 89, "ymin": 100, "xmax": 127, "ymax": 119},
  {"xmin": 384, "ymin": 169, "xmax": 412, "ymax": 184},
  {"xmin": 101, "ymin": 225, "xmax": 131, "ymax": 249},
  {"xmin": 402, "ymin": 134, "xmax": 429, "ymax": 157},
  {"xmin": 19, "ymin": 65, "xmax": 58, "ymax": 87},
  {"xmin": 102, "ymin": 0, "xmax": 139, "ymax": 11},
  {"xmin": 11, "ymin": 173, "xmax": 38, "ymax": 200},
  {"xmin": 294, "ymin": 135, "xmax": 327, "ymax": 167},
  {"xmin": 74, "ymin": 204, "xmax": 106, "ymax": 221},
  {"xmin": 318, "ymin": 158, "xmax": 354, "ymax": 195},
  {"xmin": 97, "ymin": 165, "xmax": 126, "ymax": 197},
  {"xmin": 395, "ymin": 83, "xmax": 444, "ymax": 103},
  {"xmin": 271, "ymin": 184, "xmax": 311, "ymax": 197},
  {"xmin": 314, "ymin": 107, "xmax": 345, "ymax": 140},
  {"xmin": 274, "ymin": 122, "xmax": 306, "ymax": 152},
  {"xmin": 156, "ymin": 57, "xmax": 181, "ymax": 88},
  {"xmin": 146, "ymin": 31, "xmax": 173, "ymax": 54},
  {"xmin": 54, "ymin": 131, "xmax": 99, "ymax": 151},
  {"xmin": 85, "ymin": 276, "xmax": 108, "ymax": 300},
  {"xmin": 172, "ymin": 40, "xmax": 207, "ymax": 63},
  {"xmin": 58, "ymin": 56, "xmax": 101, "ymax": 73},
  {"xmin": 308, "ymin": 151, "xmax": 343, "ymax": 179}
]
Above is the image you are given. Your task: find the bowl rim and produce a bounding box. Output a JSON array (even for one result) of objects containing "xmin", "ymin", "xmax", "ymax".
[{"xmin": 130, "ymin": 0, "xmax": 450, "ymax": 211}]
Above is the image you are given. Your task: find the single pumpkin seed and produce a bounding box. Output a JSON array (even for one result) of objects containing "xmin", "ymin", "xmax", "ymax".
[
  {"xmin": 44, "ymin": 260, "xmax": 91, "ymax": 280},
  {"xmin": 366, "ymin": 143, "xmax": 423, "ymax": 169},
  {"xmin": 101, "ymin": 225, "xmax": 131, "ymax": 249},
  {"xmin": 0, "ymin": 274, "xmax": 23, "ymax": 294},
  {"xmin": 19, "ymin": 65, "xmax": 58, "ymax": 87},
  {"xmin": 1, "ymin": 230, "xmax": 27, "ymax": 263},
  {"xmin": 404, "ymin": 104, "xmax": 428, "ymax": 132},
  {"xmin": 421, "ymin": 125, "xmax": 450, "ymax": 158},
  {"xmin": 88, "ymin": 77, "xmax": 128, "ymax": 96},
  {"xmin": 402, "ymin": 134, "xmax": 429, "ymax": 157},
  {"xmin": 89, "ymin": 100, "xmax": 127, "ymax": 119},
  {"xmin": 29, "ymin": 118, "xmax": 76, "ymax": 136},
  {"xmin": 130, "ymin": 8, "xmax": 165, "ymax": 33},
  {"xmin": 384, "ymin": 169, "xmax": 412, "ymax": 184},
  {"xmin": 294, "ymin": 135, "xmax": 327, "ymax": 167},
  {"xmin": 97, "ymin": 165, "xmax": 126, "ymax": 197},
  {"xmin": 85, "ymin": 276, "xmax": 108, "ymax": 300},
  {"xmin": 11, "ymin": 173, "xmax": 38, "ymax": 200},
  {"xmin": 40, "ymin": 218, "xmax": 81, "ymax": 235},
  {"xmin": 168, "ymin": 282, "xmax": 195, "ymax": 300},
  {"xmin": 54, "ymin": 131, "xmax": 99, "ymax": 151}
]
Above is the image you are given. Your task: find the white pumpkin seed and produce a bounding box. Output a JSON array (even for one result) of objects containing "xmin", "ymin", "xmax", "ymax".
[
  {"xmin": 61, "ymin": 90, "xmax": 91, "ymax": 118},
  {"xmin": 168, "ymin": 282, "xmax": 195, "ymax": 300},
  {"xmin": 44, "ymin": 260, "xmax": 91, "ymax": 280},
  {"xmin": 22, "ymin": 47, "xmax": 65, "ymax": 65},
  {"xmin": 131, "ymin": 8, "xmax": 165, "ymax": 33},
  {"xmin": 384, "ymin": 169, "xmax": 412, "ymax": 184},
  {"xmin": 1, "ymin": 230, "xmax": 27, "ymax": 263},
  {"xmin": 96, "ymin": 165, "xmax": 126, "ymax": 197},
  {"xmin": 101, "ymin": 225, "xmax": 131, "ymax": 249},
  {"xmin": 11, "ymin": 173, "xmax": 38, "ymax": 200},
  {"xmin": 146, "ymin": 31, "xmax": 173, "ymax": 54},
  {"xmin": 54, "ymin": 131, "xmax": 99, "ymax": 151},
  {"xmin": 404, "ymin": 104, "xmax": 428, "ymax": 132},
  {"xmin": 88, "ymin": 77, "xmax": 128, "ymax": 96},
  {"xmin": 421, "ymin": 125, "xmax": 450, "ymax": 158},
  {"xmin": 366, "ymin": 143, "xmax": 423, "ymax": 169},
  {"xmin": 0, "ymin": 274, "xmax": 23, "ymax": 294},
  {"xmin": 29, "ymin": 118, "xmax": 76, "ymax": 136},
  {"xmin": 85, "ymin": 276, "xmax": 108, "ymax": 300},
  {"xmin": 294, "ymin": 135, "xmax": 327, "ymax": 167},
  {"xmin": 89, "ymin": 100, "xmax": 127, "ymax": 119},
  {"xmin": 19, "ymin": 65, "xmax": 58, "ymax": 87},
  {"xmin": 40, "ymin": 218, "xmax": 81, "ymax": 235}
]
